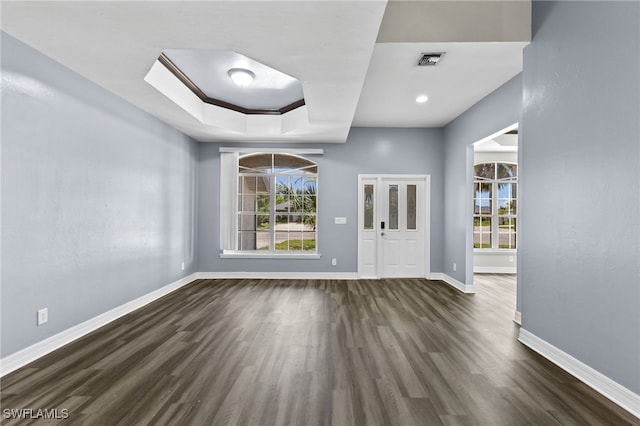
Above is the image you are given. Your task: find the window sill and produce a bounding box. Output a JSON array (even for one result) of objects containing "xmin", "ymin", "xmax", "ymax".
[
  {"xmin": 220, "ymin": 251, "xmax": 322, "ymax": 260},
  {"xmin": 474, "ymin": 249, "xmax": 517, "ymax": 255}
]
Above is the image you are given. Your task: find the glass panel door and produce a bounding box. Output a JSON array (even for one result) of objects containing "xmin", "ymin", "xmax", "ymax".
[
  {"xmin": 407, "ymin": 184, "xmax": 417, "ymax": 230},
  {"xmin": 388, "ymin": 185, "xmax": 399, "ymax": 230},
  {"xmin": 364, "ymin": 184, "xmax": 374, "ymax": 230}
]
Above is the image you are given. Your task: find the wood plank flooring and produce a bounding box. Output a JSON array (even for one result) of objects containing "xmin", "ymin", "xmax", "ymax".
[{"xmin": 1, "ymin": 275, "xmax": 638, "ymax": 425}]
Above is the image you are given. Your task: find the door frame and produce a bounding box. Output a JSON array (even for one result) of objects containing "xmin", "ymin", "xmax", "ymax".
[{"xmin": 357, "ymin": 174, "xmax": 431, "ymax": 279}]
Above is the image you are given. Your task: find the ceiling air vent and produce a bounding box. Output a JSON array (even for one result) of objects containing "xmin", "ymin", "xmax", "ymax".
[{"xmin": 418, "ymin": 52, "xmax": 444, "ymax": 66}]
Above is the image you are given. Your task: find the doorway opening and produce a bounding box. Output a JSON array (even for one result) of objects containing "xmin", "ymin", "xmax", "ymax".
[
  {"xmin": 357, "ymin": 175, "xmax": 430, "ymax": 279},
  {"xmin": 471, "ymin": 123, "xmax": 519, "ymax": 323}
]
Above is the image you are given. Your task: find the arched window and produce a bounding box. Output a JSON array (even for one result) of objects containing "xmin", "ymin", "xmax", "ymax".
[
  {"xmin": 474, "ymin": 162, "xmax": 517, "ymax": 249},
  {"xmin": 237, "ymin": 153, "xmax": 317, "ymax": 252}
]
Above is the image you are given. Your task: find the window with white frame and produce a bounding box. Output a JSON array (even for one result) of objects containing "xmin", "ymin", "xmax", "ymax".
[
  {"xmin": 235, "ymin": 153, "xmax": 317, "ymax": 253},
  {"xmin": 473, "ymin": 162, "xmax": 517, "ymax": 249}
]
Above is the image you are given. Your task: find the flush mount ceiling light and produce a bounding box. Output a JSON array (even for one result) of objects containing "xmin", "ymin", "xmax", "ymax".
[
  {"xmin": 228, "ymin": 68, "xmax": 255, "ymax": 87},
  {"xmin": 416, "ymin": 94, "xmax": 429, "ymax": 103}
]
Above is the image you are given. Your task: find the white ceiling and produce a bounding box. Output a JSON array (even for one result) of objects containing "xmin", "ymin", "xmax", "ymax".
[
  {"xmin": 352, "ymin": 42, "xmax": 528, "ymax": 127},
  {"xmin": 475, "ymin": 133, "xmax": 518, "ymax": 152},
  {"xmin": 0, "ymin": 1, "xmax": 531, "ymax": 143}
]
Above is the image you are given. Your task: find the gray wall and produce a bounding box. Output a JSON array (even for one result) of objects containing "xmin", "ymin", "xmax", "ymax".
[
  {"xmin": 197, "ymin": 127, "xmax": 445, "ymax": 273},
  {"xmin": 1, "ymin": 33, "xmax": 198, "ymax": 357},
  {"xmin": 520, "ymin": 1, "xmax": 640, "ymax": 393},
  {"xmin": 443, "ymin": 74, "xmax": 523, "ymax": 287}
]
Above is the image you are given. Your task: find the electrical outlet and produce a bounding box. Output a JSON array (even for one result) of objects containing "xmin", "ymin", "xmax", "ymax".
[
  {"xmin": 37, "ymin": 308, "xmax": 48, "ymax": 325},
  {"xmin": 181, "ymin": 262, "xmax": 185, "ymax": 271},
  {"xmin": 453, "ymin": 263, "xmax": 457, "ymax": 272},
  {"xmin": 331, "ymin": 258, "xmax": 337, "ymax": 266}
]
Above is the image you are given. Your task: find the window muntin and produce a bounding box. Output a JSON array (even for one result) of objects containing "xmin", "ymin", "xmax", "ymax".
[
  {"xmin": 473, "ymin": 182, "xmax": 492, "ymax": 248},
  {"xmin": 239, "ymin": 153, "xmax": 317, "ymax": 175},
  {"xmin": 238, "ymin": 153, "xmax": 317, "ymax": 252},
  {"xmin": 473, "ymin": 162, "xmax": 517, "ymax": 249}
]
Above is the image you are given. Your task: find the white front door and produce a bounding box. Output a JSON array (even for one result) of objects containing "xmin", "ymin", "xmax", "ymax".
[{"xmin": 358, "ymin": 175, "xmax": 429, "ymax": 278}]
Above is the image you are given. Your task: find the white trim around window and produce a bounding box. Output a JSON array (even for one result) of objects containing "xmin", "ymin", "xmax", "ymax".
[
  {"xmin": 219, "ymin": 251, "xmax": 321, "ymax": 259},
  {"xmin": 220, "ymin": 151, "xmax": 239, "ymax": 251},
  {"xmin": 219, "ymin": 148, "xmax": 323, "ymax": 259},
  {"xmin": 219, "ymin": 147, "xmax": 323, "ymax": 155}
]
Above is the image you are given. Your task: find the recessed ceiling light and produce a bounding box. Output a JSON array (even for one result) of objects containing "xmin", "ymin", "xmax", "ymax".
[
  {"xmin": 228, "ymin": 68, "xmax": 255, "ymax": 87},
  {"xmin": 416, "ymin": 94, "xmax": 429, "ymax": 103}
]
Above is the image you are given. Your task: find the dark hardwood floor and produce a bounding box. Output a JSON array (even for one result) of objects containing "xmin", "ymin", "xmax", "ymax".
[{"xmin": 1, "ymin": 275, "xmax": 638, "ymax": 425}]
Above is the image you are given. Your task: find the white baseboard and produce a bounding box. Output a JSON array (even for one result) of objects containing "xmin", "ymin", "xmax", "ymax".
[
  {"xmin": 518, "ymin": 328, "xmax": 640, "ymax": 419},
  {"xmin": 513, "ymin": 310, "xmax": 522, "ymax": 325},
  {"xmin": 473, "ymin": 266, "xmax": 517, "ymax": 274},
  {"xmin": 0, "ymin": 273, "xmax": 198, "ymax": 377},
  {"xmin": 196, "ymin": 271, "xmax": 359, "ymax": 280},
  {"xmin": 427, "ymin": 273, "xmax": 476, "ymax": 294}
]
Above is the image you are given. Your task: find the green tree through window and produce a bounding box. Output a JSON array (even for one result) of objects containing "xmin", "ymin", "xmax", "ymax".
[
  {"xmin": 238, "ymin": 153, "xmax": 317, "ymax": 252},
  {"xmin": 473, "ymin": 162, "xmax": 517, "ymax": 249}
]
